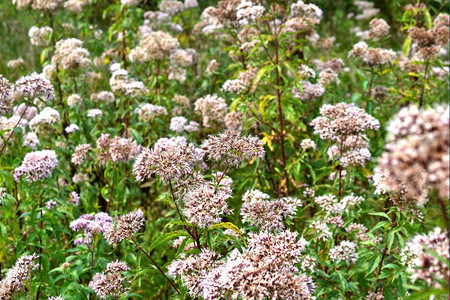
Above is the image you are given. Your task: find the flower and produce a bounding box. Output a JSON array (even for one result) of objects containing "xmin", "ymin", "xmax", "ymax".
[
  {"xmin": 69, "ymin": 191, "xmax": 80, "ymax": 206},
  {"xmin": 169, "ymin": 116, "xmax": 188, "ymax": 133},
  {"xmin": 65, "ymin": 123, "xmax": 79, "ymax": 133},
  {"xmin": 309, "ymin": 220, "xmax": 332, "ymax": 241},
  {"xmin": 301, "ymin": 139, "xmax": 317, "ymax": 151},
  {"xmin": 28, "ymin": 26, "xmax": 53, "ymax": 46},
  {"xmin": 87, "ymin": 109, "xmax": 102, "ymax": 118},
  {"xmin": 200, "ymin": 230, "xmax": 314, "ymax": 299},
  {"xmin": 368, "ymin": 18, "xmax": 390, "ymax": 39},
  {"xmin": 402, "ymin": 227, "xmax": 449, "ymax": 287},
  {"xmin": 51, "ymin": 38, "xmax": 91, "ymax": 70},
  {"xmin": 96, "ymin": 134, "xmax": 140, "ymax": 165}
]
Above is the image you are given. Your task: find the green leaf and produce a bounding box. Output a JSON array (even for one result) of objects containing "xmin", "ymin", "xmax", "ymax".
[
  {"xmin": 209, "ymin": 222, "xmax": 247, "ymax": 247},
  {"xmin": 251, "ymin": 65, "xmax": 274, "ymax": 94},
  {"xmin": 368, "ymin": 212, "xmax": 391, "ymax": 221},
  {"xmin": 149, "ymin": 231, "xmax": 187, "ymax": 252},
  {"xmin": 402, "ymin": 36, "xmax": 412, "ymax": 56},
  {"xmin": 366, "ymin": 255, "xmax": 381, "ymax": 277},
  {"xmin": 405, "ymin": 288, "xmax": 449, "ymax": 300},
  {"xmin": 424, "ymin": 10, "xmax": 432, "ymax": 29}
]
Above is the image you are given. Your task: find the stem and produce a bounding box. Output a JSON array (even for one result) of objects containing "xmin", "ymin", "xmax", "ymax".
[
  {"xmin": 106, "ymin": 165, "xmax": 115, "ymax": 213},
  {"xmin": 35, "ymin": 190, "xmax": 44, "ymax": 300},
  {"xmin": 72, "ymin": 71, "xmax": 78, "ymax": 94},
  {"xmin": 274, "ymin": 37, "xmax": 289, "ymax": 195},
  {"xmin": 168, "ymin": 180, "xmax": 201, "ymax": 249},
  {"xmin": 419, "ymin": 60, "xmax": 430, "ymax": 108},
  {"xmin": 216, "ymin": 164, "xmax": 230, "ymax": 186},
  {"xmin": 168, "ymin": 180, "xmax": 185, "ymax": 223},
  {"xmin": 437, "ymin": 197, "xmax": 449, "ymax": 232},
  {"xmin": 121, "ymin": 7, "xmax": 127, "ymax": 69},
  {"xmin": 130, "ymin": 238, "xmax": 180, "ymax": 294},
  {"xmin": 366, "ymin": 66, "xmax": 375, "ymax": 99}
]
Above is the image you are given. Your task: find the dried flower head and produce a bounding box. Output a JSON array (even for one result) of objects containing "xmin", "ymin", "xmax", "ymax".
[{"xmin": 368, "ymin": 18, "xmax": 390, "ymax": 39}]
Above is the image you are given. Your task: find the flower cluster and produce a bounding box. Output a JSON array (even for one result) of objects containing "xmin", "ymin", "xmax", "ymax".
[
  {"xmin": 329, "ymin": 240, "xmax": 358, "ymax": 263},
  {"xmin": 134, "ymin": 103, "xmax": 168, "ymax": 121},
  {"xmin": 129, "ymin": 31, "xmax": 180, "ymax": 62},
  {"xmin": 183, "ymin": 183, "xmax": 232, "ymax": 228},
  {"xmin": 109, "ymin": 64, "xmax": 146, "ymax": 95},
  {"xmin": 194, "ymin": 94, "xmax": 228, "ymax": 127},
  {"xmin": 408, "ymin": 14, "xmax": 449, "ymax": 60},
  {"xmin": 89, "ymin": 260, "xmax": 130, "ymax": 299},
  {"xmin": 402, "ymin": 227, "xmax": 449, "ymax": 287},
  {"xmin": 376, "ymin": 105, "xmax": 449, "ymax": 203},
  {"xmin": 133, "ymin": 136, "xmax": 203, "ymax": 183},
  {"xmin": 14, "ymin": 149, "xmax": 58, "ymax": 182},
  {"xmin": 241, "ymin": 189, "xmax": 302, "ymax": 231},
  {"xmin": 311, "ymin": 103, "xmax": 379, "ymax": 167},
  {"xmin": 72, "ymin": 144, "xmax": 91, "ymax": 165},
  {"xmin": 29, "ymin": 107, "xmax": 60, "ymax": 133},
  {"xmin": 201, "ymin": 129, "xmax": 265, "ymax": 166},
  {"xmin": 0, "ymin": 253, "xmax": 39, "ymax": 299},
  {"xmin": 15, "ymin": 72, "xmax": 55, "ymax": 101},
  {"xmin": 28, "ymin": 26, "xmax": 53, "ymax": 46},
  {"xmin": 51, "ymin": 38, "xmax": 91, "ymax": 70},
  {"xmin": 95, "ymin": 134, "xmax": 141, "ymax": 166},
  {"xmin": 103, "ymin": 209, "xmax": 145, "ymax": 247},
  {"xmin": 70, "ymin": 212, "xmax": 113, "ymax": 246},
  {"xmin": 0, "ymin": 74, "xmax": 13, "ymax": 114},
  {"xmin": 292, "ymin": 81, "xmax": 325, "ymax": 101},
  {"xmin": 348, "ymin": 41, "xmax": 396, "ymax": 66},
  {"xmin": 203, "ymin": 230, "xmax": 314, "ymax": 299}
]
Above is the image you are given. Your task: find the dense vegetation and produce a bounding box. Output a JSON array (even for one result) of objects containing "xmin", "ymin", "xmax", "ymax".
[{"xmin": 0, "ymin": 0, "xmax": 449, "ymax": 299}]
